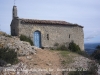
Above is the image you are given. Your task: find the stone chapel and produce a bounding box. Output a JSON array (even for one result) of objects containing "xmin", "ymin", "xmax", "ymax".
[{"xmin": 10, "ymin": 6, "xmax": 84, "ymax": 50}]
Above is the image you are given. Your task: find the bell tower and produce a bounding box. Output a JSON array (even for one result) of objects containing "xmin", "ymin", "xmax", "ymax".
[
  {"xmin": 12, "ymin": 0, "xmax": 17, "ymax": 19},
  {"xmin": 12, "ymin": 5, "xmax": 17, "ymax": 19}
]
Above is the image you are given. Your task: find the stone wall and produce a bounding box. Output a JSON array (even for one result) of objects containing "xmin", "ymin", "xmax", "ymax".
[
  {"xmin": 10, "ymin": 17, "xmax": 19, "ymax": 36},
  {"xmin": 16, "ymin": 19, "xmax": 84, "ymax": 50}
]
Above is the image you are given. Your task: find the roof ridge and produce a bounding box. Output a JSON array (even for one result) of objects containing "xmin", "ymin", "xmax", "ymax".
[
  {"xmin": 19, "ymin": 18, "xmax": 68, "ymax": 22},
  {"xmin": 19, "ymin": 18, "xmax": 83, "ymax": 28}
]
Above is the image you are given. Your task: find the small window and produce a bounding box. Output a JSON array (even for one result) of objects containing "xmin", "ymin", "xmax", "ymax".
[
  {"xmin": 47, "ymin": 34, "xmax": 49, "ymax": 40},
  {"xmin": 69, "ymin": 34, "xmax": 70, "ymax": 38}
]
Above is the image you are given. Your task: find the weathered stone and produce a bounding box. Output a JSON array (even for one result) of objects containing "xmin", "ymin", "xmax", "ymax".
[
  {"xmin": 0, "ymin": 32, "xmax": 36, "ymax": 56},
  {"xmin": 26, "ymin": 56, "xmax": 32, "ymax": 60},
  {"xmin": 0, "ymin": 62, "xmax": 48, "ymax": 75},
  {"xmin": 6, "ymin": 64, "xmax": 11, "ymax": 67},
  {"xmin": 46, "ymin": 63, "xmax": 52, "ymax": 66}
]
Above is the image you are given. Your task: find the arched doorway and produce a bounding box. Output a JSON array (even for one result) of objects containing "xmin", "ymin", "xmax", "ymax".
[{"xmin": 34, "ymin": 30, "xmax": 41, "ymax": 48}]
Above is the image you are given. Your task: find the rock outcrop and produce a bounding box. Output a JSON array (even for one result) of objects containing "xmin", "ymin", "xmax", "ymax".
[{"xmin": 0, "ymin": 31, "xmax": 36, "ymax": 56}]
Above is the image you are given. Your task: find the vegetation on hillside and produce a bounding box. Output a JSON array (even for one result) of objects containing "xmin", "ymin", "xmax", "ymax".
[
  {"xmin": 53, "ymin": 42, "xmax": 81, "ymax": 52},
  {"xmin": 60, "ymin": 51, "xmax": 75, "ymax": 65},
  {"xmin": 20, "ymin": 35, "xmax": 33, "ymax": 45},
  {"xmin": 54, "ymin": 42, "xmax": 98, "ymax": 75},
  {"xmin": 96, "ymin": 45, "xmax": 100, "ymax": 50},
  {"xmin": 56, "ymin": 44, "xmax": 68, "ymax": 51},
  {"xmin": 0, "ymin": 48, "xmax": 18, "ymax": 66},
  {"xmin": 68, "ymin": 61, "xmax": 98, "ymax": 75},
  {"xmin": 68, "ymin": 42, "xmax": 81, "ymax": 52},
  {"xmin": 91, "ymin": 45, "xmax": 100, "ymax": 59}
]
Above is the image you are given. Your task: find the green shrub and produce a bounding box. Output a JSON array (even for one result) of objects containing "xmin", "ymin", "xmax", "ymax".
[
  {"xmin": 68, "ymin": 71, "xmax": 93, "ymax": 75},
  {"xmin": 91, "ymin": 46, "xmax": 100, "ymax": 64},
  {"xmin": 77, "ymin": 51, "xmax": 89, "ymax": 57},
  {"xmin": 68, "ymin": 70, "xmax": 96, "ymax": 75},
  {"xmin": 0, "ymin": 48, "xmax": 18, "ymax": 65},
  {"xmin": 56, "ymin": 44, "xmax": 68, "ymax": 51},
  {"xmin": 54, "ymin": 43, "xmax": 59, "ymax": 46},
  {"xmin": 61, "ymin": 60, "xmax": 66, "ymax": 65},
  {"xmin": 68, "ymin": 61, "xmax": 98, "ymax": 75},
  {"xmin": 88, "ymin": 61, "xmax": 98, "ymax": 75},
  {"xmin": 68, "ymin": 71, "xmax": 84, "ymax": 75},
  {"xmin": 68, "ymin": 42, "xmax": 81, "ymax": 52},
  {"xmin": 20, "ymin": 35, "xmax": 33, "ymax": 45},
  {"xmin": 52, "ymin": 43, "xmax": 68, "ymax": 51},
  {"xmin": 91, "ymin": 49, "xmax": 100, "ymax": 60},
  {"xmin": 96, "ymin": 45, "xmax": 100, "ymax": 49}
]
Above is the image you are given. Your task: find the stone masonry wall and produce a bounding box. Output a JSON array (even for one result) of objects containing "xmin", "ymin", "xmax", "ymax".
[
  {"xmin": 17, "ymin": 19, "xmax": 84, "ymax": 50},
  {"xmin": 10, "ymin": 17, "xmax": 19, "ymax": 36}
]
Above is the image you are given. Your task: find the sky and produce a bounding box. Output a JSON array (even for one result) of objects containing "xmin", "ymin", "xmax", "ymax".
[{"xmin": 0, "ymin": 0, "xmax": 100, "ymax": 43}]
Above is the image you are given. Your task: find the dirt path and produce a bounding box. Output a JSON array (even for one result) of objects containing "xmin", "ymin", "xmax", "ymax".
[{"xmin": 18, "ymin": 49, "xmax": 62, "ymax": 75}]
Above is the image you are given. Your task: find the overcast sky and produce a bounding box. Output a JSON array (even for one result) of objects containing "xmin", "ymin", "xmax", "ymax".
[{"xmin": 0, "ymin": 0, "xmax": 100, "ymax": 43}]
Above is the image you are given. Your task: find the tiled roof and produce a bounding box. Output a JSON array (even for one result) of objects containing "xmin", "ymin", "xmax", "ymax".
[{"xmin": 19, "ymin": 18, "xmax": 83, "ymax": 28}]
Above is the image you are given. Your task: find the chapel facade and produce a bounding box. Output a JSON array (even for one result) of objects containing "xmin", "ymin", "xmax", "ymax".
[{"xmin": 10, "ymin": 6, "xmax": 84, "ymax": 50}]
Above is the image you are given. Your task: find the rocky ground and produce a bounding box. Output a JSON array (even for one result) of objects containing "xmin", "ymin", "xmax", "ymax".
[
  {"xmin": 0, "ymin": 49, "xmax": 62, "ymax": 75},
  {"xmin": 0, "ymin": 48, "xmax": 93, "ymax": 75},
  {"xmin": 0, "ymin": 31, "xmax": 36, "ymax": 56},
  {"xmin": 0, "ymin": 31, "xmax": 98, "ymax": 75}
]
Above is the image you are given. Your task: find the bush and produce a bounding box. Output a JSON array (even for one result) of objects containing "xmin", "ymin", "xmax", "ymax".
[
  {"xmin": 0, "ymin": 48, "xmax": 18, "ymax": 65},
  {"xmin": 87, "ymin": 61, "xmax": 98, "ymax": 75},
  {"xmin": 55, "ymin": 44, "xmax": 68, "ymax": 51},
  {"xmin": 20, "ymin": 35, "xmax": 33, "ymax": 45},
  {"xmin": 96, "ymin": 45, "xmax": 100, "ymax": 49},
  {"xmin": 68, "ymin": 42, "xmax": 81, "ymax": 52},
  {"xmin": 68, "ymin": 71, "xmax": 84, "ymax": 75},
  {"xmin": 68, "ymin": 61, "xmax": 98, "ymax": 75},
  {"xmin": 51, "ymin": 43, "xmax": 68, "ymax": 51},
  {"xmin": 91, "ymin": 49, "xmax": 100, "ymax": 60},
  {"xmin": 68, "ymin": 71, "xmax": 95, "ymax": 75},
  {"xmin": 91, "ymin": 45, "xmax": 100, "ymax": 64},
  {"xmin": 54, "ymin": 43, "xmax": 59, "ymax": 46},
  {"xmin": 77, "ymin": 51, "xmax": 89, "ymax": 57}
]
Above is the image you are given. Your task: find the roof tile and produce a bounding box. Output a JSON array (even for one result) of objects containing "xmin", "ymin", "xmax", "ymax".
[{"xmin": 19, "ymin": 18, "xmax": 83, "ymax": 28}]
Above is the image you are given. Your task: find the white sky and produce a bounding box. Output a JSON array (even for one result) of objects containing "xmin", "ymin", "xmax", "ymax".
[{"xmin": 0, "ymin": 0, "xmax": 100, "ymax": 43}]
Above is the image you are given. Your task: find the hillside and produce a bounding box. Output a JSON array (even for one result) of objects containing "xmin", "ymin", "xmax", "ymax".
[
  {"xmin": 0, "ymin": 31, "xmax": 98, "ymax": 75},
  {"xmin": 85, "ymin": 43, "xmax": 100, "ymax": 55},
  {"xmin": 0, "ymin": 48, "xmax": 92, "ymax": 75}
]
